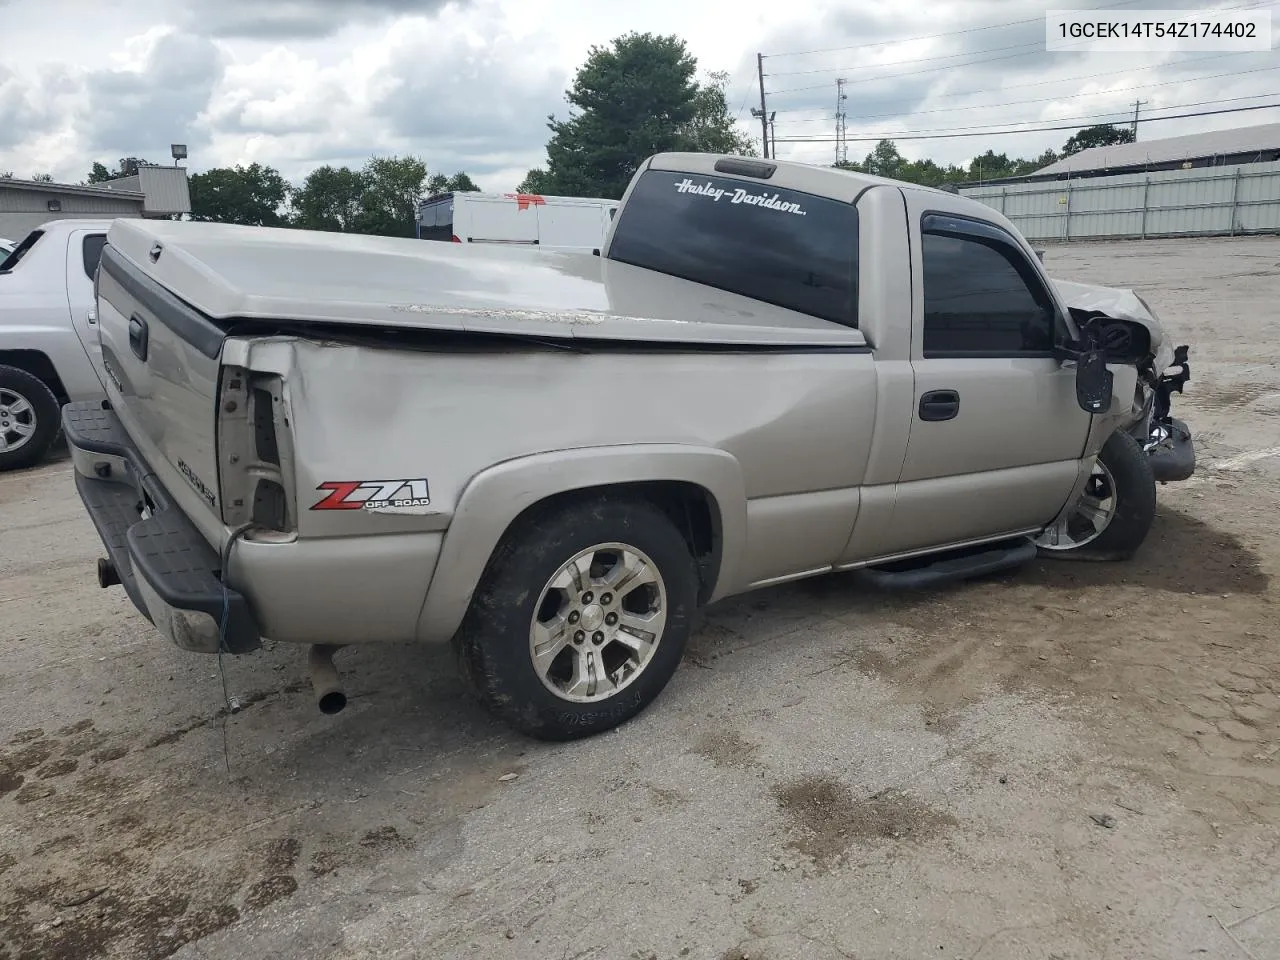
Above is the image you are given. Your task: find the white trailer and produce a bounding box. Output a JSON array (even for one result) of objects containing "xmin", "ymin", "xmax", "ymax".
[{"xmin": 415, "ymin": 191, "xmax": 619, "ymax": 253}]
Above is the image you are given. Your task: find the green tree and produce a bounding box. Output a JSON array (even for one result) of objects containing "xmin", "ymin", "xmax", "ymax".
[
  {"xmin": 519, "ymin": 32, "xmax": 752, "ymax": 199},
  {"xmin": 516, "ymin": 168, "xmax": 555, "ymax": 194},
  {"xmin": 835, "ymin": 141, "xmax": 1059, "ymax": 185},
  {"xmin": 425, "ymin": 171, "xmax": 481, "ymax": 195},
  {"xmin": 860, "ymin": 140, "xmax": 907, "ymax": 179},
  {"xmin": 355, "ymin": 155, "xmax": 428, "ymax": 237},
  {"xmin": 1062, "ymin": 123, "xmax": 1134, "ymax": 157},
  {"xmin": 448, "ymin": 172, "xmax": 480, "ymax": 192},
  {"xmin": 967, "ymin": 150, "xmax": 1019, "ymax": 181},
  {"xmin": 188, "ymin": 163, "xmax": 290, "ymax": 226},
  {"xmin": 681, "ymin": 71, "xmax": 757, "ymax": 156},
  {"xmin": 87, "ymin": 162, "xmax": 113, "ymax": 183},
  {"xmin": 290, "ymin": 164, "xmax": 368, "ymax": 233},
  {"xmin": 1022, "ymin": 148, "xmax": 1060, "ymax": 173},
  {"xmin": 900, "ymin": 158, "xmax": 968, "ymax": 187},
  {"xmin": 289, "ymin": 155, "xmax": 436, "ymax": 236}
]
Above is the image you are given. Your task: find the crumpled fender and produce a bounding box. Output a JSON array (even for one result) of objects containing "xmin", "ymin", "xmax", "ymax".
[{"xmin": 1050, "ymin": 278, "xmax": 1175, "ymax": 373}]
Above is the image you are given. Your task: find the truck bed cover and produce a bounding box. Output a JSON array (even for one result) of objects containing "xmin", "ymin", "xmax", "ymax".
[{"xmin": 104, "ymin": 218, "xmax": 867, "ymax": 349}]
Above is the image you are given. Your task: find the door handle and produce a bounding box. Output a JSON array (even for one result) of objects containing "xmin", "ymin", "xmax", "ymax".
[
  {"xmin": 87, "ymin": 309, "xmax": 97, "ymax": 325},
  {"xmin": 128, "ymin": 315, "xmax": 148, "ymax": 361},
  {"xmin": 919, "ymin": 389, "xmax": 960, "ymax": 422}
]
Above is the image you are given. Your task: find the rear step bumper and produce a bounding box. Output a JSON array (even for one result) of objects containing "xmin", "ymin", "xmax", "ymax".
[{"xmin": 61, "ymin": 400, "xmax": 261, "ymax": 654}]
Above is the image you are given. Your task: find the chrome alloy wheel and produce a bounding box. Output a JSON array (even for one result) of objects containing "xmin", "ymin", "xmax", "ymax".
[
  {"xmin": 529, "ymin": 542, "xmax": 668, "ymax": 704},
  {"xmin": 0, "ymin": 387, "xmax": 37, "ymax": 454},
  {"xmin": 1036, "ymin": 460, "xmax": 1119, "ymax": 550}
]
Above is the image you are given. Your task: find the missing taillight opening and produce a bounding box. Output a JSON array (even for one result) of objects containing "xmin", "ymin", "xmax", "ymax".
[{"xmin": 253, "ymin": 388, "xmax": 280, "ymax": 465}]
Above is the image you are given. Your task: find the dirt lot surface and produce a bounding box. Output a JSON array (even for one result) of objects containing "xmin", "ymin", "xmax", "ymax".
[{"xmin": 2, "ymin": 236, "xmax": 1279, "ymax": 960}]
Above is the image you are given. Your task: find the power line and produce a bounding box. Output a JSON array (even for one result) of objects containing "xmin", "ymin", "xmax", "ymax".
[
  {"xmin": 767, "ymin": 49, "xmax": 1259, "ymax": 98},
  {"xmin": 1131, "ymin": 99, "xmax": 1148, "ymax": 137},
  {"xmin": 764, "ymin": 1, "xmax": 1277, "ymax": 95},
  {"xmin": 835, "ymin": 78, "xmax": 848, "ymax": 165},
  {"xmin": 755, "ymin": 52, "xmax": 771, "ymax": 158},
  {"xmin": 766, "ymin": 20, "xmax": 1216, "ymax": 79},
  {"xmin": 767, "ymin": 42, "xmax": 1118, "ymax": 94},
  {"xmin": 762, "ymin": 0, "xmax": 1151, "ymax": 59},
  {"xmin": 778, "ymin": 98, "xmax": 1278, "ymax": 140},
  {"xmin": 767, "ymin": 40, "xmax": 1043, "ymax": 78},
  {"xmin": 772, "ymin": 101, "xmax": 1280, "ymax": 144},
  {"xmin": 768, "ymin": 65, "xmax": 1280, "ymax": 125}
]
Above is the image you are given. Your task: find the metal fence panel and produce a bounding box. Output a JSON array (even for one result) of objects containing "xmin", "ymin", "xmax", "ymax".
[{"xmin": 959, "ymin": 160, "xmax": 1280, "ymax": 240}]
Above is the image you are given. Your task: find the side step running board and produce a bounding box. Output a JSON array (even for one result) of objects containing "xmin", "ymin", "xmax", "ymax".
[{"xmin": 856, "ymin": 538, "xmax": 1038, "ymax": 590}]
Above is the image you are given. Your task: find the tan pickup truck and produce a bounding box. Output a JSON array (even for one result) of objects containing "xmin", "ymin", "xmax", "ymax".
[{"xmin": 62, "ymin": 152, "xmax": 1194, "ymax": 740}]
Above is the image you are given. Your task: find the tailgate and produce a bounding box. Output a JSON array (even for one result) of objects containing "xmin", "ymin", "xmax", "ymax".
[{"xmin": 95, "ymin": 237, "xmax": 228, "ymax": 538}]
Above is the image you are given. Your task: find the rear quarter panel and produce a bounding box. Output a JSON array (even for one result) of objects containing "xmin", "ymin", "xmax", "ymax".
[{"xmin": 267, "ymin": 339, "xmax": 879, "ymax": 641}]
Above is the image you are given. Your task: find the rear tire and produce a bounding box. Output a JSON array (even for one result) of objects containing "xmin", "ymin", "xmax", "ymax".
[
  {"xmin": 1035, "ymin": 428, "xmax": 1156, "ymax": 562},
  {"xmin": 453, "ymin": 494, "xmax": 698, "ymax": 741},
  {"xmin": 0, "ymin": 364, "xmax": 60, "ymax": 472}
]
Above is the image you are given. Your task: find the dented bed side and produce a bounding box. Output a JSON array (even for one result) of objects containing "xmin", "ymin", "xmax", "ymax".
[{"xmin": 72, "ymin": 233, "xmax": 887, "ymax": 651}]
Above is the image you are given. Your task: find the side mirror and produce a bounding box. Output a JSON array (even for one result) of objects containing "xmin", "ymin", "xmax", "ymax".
[
  {"xmin": 1074, "ymin": 348, "xmax": 1113, "ymax": 414},
  {"xmin": 1072, "ymin": 315, "xmax": 1153, "ymax": 365}
]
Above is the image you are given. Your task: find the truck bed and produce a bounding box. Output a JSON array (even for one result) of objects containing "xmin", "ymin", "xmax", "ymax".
[{"xmin": 103, "ymin": 219, "xmax": 868, "ymax": 349}]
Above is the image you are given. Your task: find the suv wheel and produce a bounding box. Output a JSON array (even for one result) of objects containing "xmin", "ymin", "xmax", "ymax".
[
  {"xmin": 454, "ymin": 494, "xmax": 698, "ymax": 740},
  {"xmin": 0, "ymin": 365, "xmax": 60, "ymax": 472},
  {"xmin": 1035, "ymin": 428, "xmax": 1156, "ymax": 561}
]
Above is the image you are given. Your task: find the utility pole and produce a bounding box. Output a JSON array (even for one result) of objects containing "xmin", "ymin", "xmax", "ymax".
[
  {"xmin": 756, "ymin": 52, "xmax": 770, "ymax": 159},
  {"xmin": 1131, "ymin": 100, "xmax": 1147, "ymax": 139},
  {"xmin": 835, "ymin": 78, "xmax": 849, "ymax": 166}
]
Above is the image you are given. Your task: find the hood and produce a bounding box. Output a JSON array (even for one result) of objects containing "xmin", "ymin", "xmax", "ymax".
[{"xmin": 1051, "ymin": 278, "xmax": 1173, "ymax": 372}]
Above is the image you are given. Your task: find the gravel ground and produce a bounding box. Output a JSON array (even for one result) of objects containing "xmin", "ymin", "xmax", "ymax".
[{"xmin": 2, "ymin": 235, "xmax": 1278, "ymax": 960}]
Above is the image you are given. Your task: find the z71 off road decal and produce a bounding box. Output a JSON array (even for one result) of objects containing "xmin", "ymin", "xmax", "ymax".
[{"xmin": 312, "ymin": 479, "xmax": 431, "ymax": 514}]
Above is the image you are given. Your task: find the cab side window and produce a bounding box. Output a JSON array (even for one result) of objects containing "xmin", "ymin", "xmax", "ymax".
[
  {"xmin": 920, "ymin": 218, "xmax": 1058, "ymax": 358},
  {"xmin": 82, "ymin": 234, "xmax": 108, "ymax": 280}
]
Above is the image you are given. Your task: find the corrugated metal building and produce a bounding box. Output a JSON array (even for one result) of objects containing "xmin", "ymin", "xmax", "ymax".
[
  {"xmin": 0, "ymin": 165, "xmax": 191, "ymax": 242},
  {"xmin": 957, "ymin": 122, "xmax": 1280, "ymax": 241},
  {"xmin": 967, "ymin": 122, "xmax": 1280, "ymax": 186}
]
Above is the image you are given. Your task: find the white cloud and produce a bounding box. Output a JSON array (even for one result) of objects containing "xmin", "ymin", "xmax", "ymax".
[{"xmin": 0, "ymin": 0, "xmax": 1276, "ymax": 189}]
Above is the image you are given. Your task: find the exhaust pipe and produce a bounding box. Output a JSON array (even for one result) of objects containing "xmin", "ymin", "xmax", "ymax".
[
  {"xmin": 97, "ymin": 558, "xmax": 121, "ymax": 588},
  {"xmin": 307, "ymin": 644, "xmax": 347, "ymax": 715}
]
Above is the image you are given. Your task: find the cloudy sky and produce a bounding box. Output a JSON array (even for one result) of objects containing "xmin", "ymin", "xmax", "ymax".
[{"xmin": 1, "ymin": 0, "xmax": 1277, "ymax": 191}]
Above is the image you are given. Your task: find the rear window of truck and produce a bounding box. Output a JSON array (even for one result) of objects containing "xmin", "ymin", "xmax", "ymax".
[{"xmin": 607, "ymin": 169, "xmax": 858, "ymax": 327}]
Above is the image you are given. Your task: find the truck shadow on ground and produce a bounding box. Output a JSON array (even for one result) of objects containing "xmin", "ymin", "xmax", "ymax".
[
  {"xmin": 751, "ymin": 505, "xmax": 1266, "ymax": 617},
  {"xmin": 687, "ymin": 505, "xmax": 1268, "ymax": 688}
]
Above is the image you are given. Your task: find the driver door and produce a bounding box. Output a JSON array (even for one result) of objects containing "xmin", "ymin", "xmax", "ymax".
[{"xmin": 881, "ymin": 207, "xmax": 1092, "ymax": 555}]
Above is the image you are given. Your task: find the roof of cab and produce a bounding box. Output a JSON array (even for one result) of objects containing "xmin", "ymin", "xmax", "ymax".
[{"xmin": 642, "ymin": 152, "xmax": 996, "ymax": 216}]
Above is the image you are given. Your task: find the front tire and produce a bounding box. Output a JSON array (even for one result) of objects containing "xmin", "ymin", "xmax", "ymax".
[
  {"xmin": 1035, "ymin": 428, "xmax": 1156, "ymax": 562},
  {"xmin": 453, "ymin": 494, "xmax": 698, "ymax": 741},
  {"xmin": 0, "ymin": 364, "xmax": 60, "ymax": 472}
]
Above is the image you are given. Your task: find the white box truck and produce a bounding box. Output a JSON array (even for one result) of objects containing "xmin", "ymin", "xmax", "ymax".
[{"xmin": 416, "ymin": 191, "xmax": 619, "ymax": 253}]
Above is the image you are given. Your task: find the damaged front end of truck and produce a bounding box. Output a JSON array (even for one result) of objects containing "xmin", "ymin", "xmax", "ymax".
[{"xmin": 1053, "ymin": 278, "xmax": 1195, "ymax": 485}]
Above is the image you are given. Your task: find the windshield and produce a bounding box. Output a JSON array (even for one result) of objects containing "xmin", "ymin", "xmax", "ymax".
[{"xmin": 0, "ymin": 229, "xmax": 44, "ymax": 273}]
